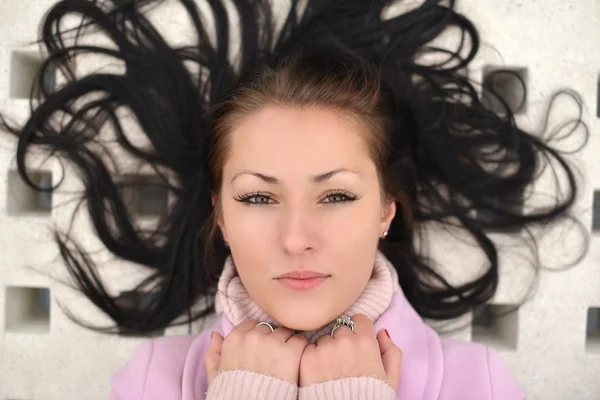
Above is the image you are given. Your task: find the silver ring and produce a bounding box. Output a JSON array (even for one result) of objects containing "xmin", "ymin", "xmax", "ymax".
[
  {"xmin": 330, "ymin": 315, "xmax": 355, "ymax": 338},
  {"xmin": 256, "ymin": 321, "xmax": 274, "ymax": 332}
]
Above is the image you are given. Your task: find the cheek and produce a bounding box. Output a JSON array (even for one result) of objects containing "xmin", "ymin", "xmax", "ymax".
[
  {"xmin": 221, "ymin": 199, "xmax": 270, "ymax": 239},
  {"xmin": 329, "ymin": 202, "xmax": 382, "ymax": 265},
  {"xmin": 322, "ymin": 204, "xmax": 382, "ymax": 290},
  {"xmin": 327, "ymin": 202, "xmax": 381, "ymax": 242},
  {"xmin": 220, "ymin": 200, "xmax": 274, "ymax": 287}
]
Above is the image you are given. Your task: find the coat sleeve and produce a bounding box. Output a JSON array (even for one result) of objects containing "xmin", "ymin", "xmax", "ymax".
[
  {"xmin": 486, "ymin": 347, "xmax": 526, "ymax": 400},
  {"xmin": 109, "ymin": 340, "xmax": 155, "ymax": 400}
]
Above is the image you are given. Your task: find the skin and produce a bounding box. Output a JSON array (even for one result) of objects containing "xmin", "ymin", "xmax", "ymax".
[
  {"xmin": 205, "ymin": 106, "xmax": 402, "ymax": 391},
  {"xmin": 215, "ymin": 105, "xmax": 396, "ymax": 331},
  {"xmin": 204, "ymin": 314, "xmax": 402, "ymax": 391}
]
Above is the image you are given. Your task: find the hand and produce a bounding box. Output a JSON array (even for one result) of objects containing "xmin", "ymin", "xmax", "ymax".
[
  {"xmin": 298, "ymin": 314, "xmax": 402, "ymax": 391},
  {"xmin": 204, "ymin": 319, "xmax": 308, "ymax": 385}
]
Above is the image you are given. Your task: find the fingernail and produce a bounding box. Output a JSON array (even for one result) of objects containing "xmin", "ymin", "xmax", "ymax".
[{"xmin": 384, "ymin": 329, "xmax": 390, "ymax": 339}]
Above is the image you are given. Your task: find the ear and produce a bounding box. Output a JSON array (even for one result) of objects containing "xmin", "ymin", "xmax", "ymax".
[
  {"xmin": 380, "ymin": 199, "xmax": 396, "ymax": 236},
  {"xmin": 212, "ymin": 193, "xmax": 228, "ymax": 243}
]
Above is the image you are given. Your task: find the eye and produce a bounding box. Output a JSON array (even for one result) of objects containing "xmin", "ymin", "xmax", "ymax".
[
  {"xmin": 233, "ymin": 190, "xmax": 359, "ymax": 206},
  {"xmin": 234, "ymin": 191, "xmax": 273, "ymax": 206},
  {"xmin": 321, "ymin": 190, "xmax": 358, "ymax": 204}
]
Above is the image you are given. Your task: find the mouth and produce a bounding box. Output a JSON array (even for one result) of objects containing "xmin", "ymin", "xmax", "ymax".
[
  {"xmin": 276, "ymin": 270, "xmax": 330, "ymax": 280},
  {"xmin": 276, "ymin": 276, "xmax": 329, "ymax": 291}
]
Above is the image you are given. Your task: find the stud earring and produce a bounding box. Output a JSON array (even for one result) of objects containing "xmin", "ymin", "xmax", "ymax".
[{"xmin": 381, "ymin": 230, "xmax": 388, "ymax": 239}]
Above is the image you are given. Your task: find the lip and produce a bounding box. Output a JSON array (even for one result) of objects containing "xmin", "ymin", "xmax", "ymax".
[
  {"xmin": 277, "ymin": 276, "xmax": 328, "ymax": 290},
  {"xmin": 276, "ymin": 270, "xmax": 330, "ymax": 279}
]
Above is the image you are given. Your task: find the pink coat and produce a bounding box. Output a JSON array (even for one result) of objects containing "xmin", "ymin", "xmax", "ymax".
[{"xmin": 109, "ymin": 288, "xmax": 526, "ymax": 399}]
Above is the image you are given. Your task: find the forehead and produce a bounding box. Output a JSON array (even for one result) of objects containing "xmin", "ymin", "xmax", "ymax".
[{"xmin": 225, "ymin": 106, "xmax": 373, "ymax": 174}]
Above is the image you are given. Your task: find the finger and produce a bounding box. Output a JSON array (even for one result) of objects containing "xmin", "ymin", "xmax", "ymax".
[
  {"xmin": 316, "ymin": 332, "xmax": 333, "ymax": 346},
  {"xmin": 269, "ymin": 326, "xmax": 297, "ymax": 342},
  {"xmin": 377, "ymin": 329, "xmax": 402, "ymax": 391},
  {"xmin": 235, "ymin": 319, "xmax": 280, "ymax": 335},
  {"xmin": 299, "ymin": 343, "xmax": 317, "ymax": 387},
  {"xmin": 287, "ymin": 331, "xmax": 309, "ymax": 347},
  {"xmin": 302, "ymin": 343, "xmax": 317, "ymax": 355},
  {"xmin": 350, "ymin": 314, "xmax": 376, "ymax": 337},
  {"xmin": 330, "ymin": 323, "xmax": 354, "ymax": 339},
  {"xmin": 233, "ymin": 319, "xmax": 261, "ymax": 333},
  {"xmin": 204, "ymin": 332, "xmax": 224, "ymax": 385},
  {"xmin": 254, "ymin": 322, "xmax": 278, "ymax": 335}
]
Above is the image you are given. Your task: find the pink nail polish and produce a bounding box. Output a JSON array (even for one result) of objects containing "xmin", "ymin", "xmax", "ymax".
[{"xmin": 384, "ymin": 329, "xmax": 390, "ymax": 339}]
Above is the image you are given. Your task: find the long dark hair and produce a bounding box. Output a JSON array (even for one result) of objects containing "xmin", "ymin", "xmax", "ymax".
[{"xmin": 1, "ymin": 0, "xmax": 586, "ymax": 335}]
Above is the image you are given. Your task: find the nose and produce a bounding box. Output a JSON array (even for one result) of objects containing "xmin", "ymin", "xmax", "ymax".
[{"xmin": 280, "ymin": 203, "xmax": 319, "ymax": 256}]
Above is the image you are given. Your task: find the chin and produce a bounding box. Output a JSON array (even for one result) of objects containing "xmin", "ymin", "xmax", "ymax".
[
  {"xmin": 281, "ymin": 319, "xmax": 325, "ymax": 331},
  {"xmin": 271, "ymin": 307, "xmax": 333, "ymax": 331}
]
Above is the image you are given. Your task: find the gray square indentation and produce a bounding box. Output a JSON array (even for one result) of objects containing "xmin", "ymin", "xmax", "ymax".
[
  {"xmin": 6, "ymin": 169, "xmax": 53, "ymax": 215},
  {"xmin": 471, "ymin": 304, "xmax": 519, "ymax": 351},
  {"xmin": 10, "ymin": 51, "xmax": 56, "ymax": 100},
  {"xmin": 586, "ymin": 307, "xmax": 600, "ymax": 353},
  {"xmin": 120, "ymin": 175, "xmax": 169, "ymax": 218},
  {"xmin": 5, "ymin": 286, "xmax": 51, "ymax": 334}
]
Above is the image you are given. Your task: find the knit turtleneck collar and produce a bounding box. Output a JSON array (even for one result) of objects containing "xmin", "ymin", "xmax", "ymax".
[{"xmin": 214, "ymin": 250, "xmax": 400, "ymax": 344}]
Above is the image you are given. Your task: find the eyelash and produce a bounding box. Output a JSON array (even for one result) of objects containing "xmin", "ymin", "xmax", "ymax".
[{"xmin": 233, "ymin": 190, "xmax": 360, "ymax": 206}]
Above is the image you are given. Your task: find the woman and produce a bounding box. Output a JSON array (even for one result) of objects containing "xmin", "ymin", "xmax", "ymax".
[{"xmin": 2, "ymin": 0, "xmax": 583, "ymax": 398}]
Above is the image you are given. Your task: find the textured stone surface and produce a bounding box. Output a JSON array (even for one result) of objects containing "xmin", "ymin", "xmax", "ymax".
[{"xmin": 0, "ymin": 0, "xmax": 599, "ymax": 399}]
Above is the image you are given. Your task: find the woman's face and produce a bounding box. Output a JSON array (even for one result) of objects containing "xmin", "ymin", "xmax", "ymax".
[{"xmin": 216, "ymin": 105, "xmax": 395, "ymax": 331}]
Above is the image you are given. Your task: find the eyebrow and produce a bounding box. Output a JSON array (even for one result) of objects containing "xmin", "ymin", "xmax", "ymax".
[{"xmin": 230, "ymin": 168, "xmax": 359, "ymax": 184}]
